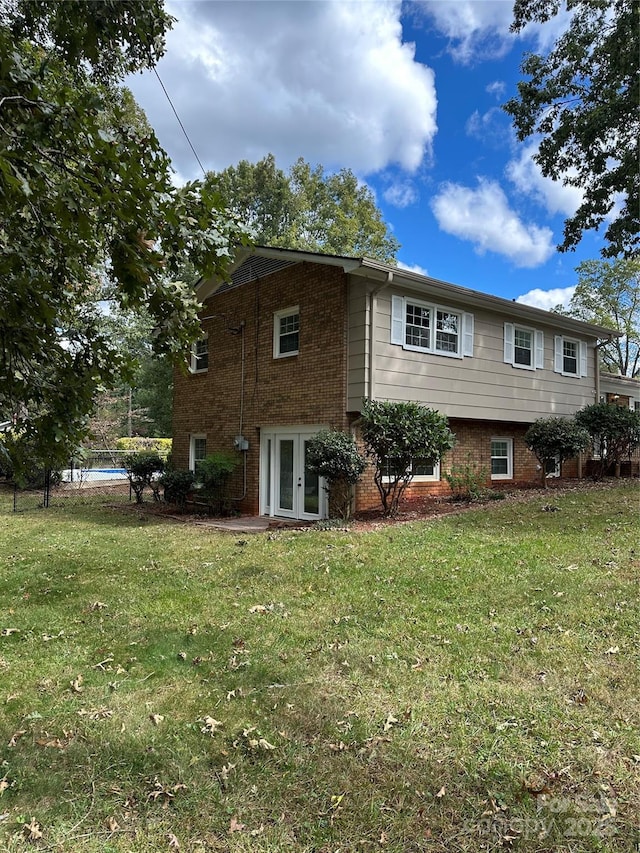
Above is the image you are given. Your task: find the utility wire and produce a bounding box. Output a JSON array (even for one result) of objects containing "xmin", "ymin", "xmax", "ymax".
[{"xmin": 153, "ymin": 68, "xmax": 207, "ymax": 177}]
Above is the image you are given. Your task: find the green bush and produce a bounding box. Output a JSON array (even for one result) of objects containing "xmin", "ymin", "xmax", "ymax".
[
  {"xmin": 195, "ymin": 452, "xmax": 239, "ymax": 516},
  {"xmin": 361, "ymin": 400, "xmax": 455, "ymax": 516},
  {"xmin": 524, "ymin": 417, "xmax": 590, "ymax": 487},
  {"xmin": 160, "ymin": 469, "xmax": 195, "ymax": 511},
  {"xmin": 116, "ymin": 437, "xmax": 172, "ymax": 456},
  {"xmin": 444, "ymin": 457, "xmax": 488, "ymax": 501},
  {"xmin": 575, "ymin": 403, "xmax": 640, "ymax": 479},
  {"xmin": 306, "ymin": 430, "xmax": 366, "ymax": 520},
  {"xmin": 124, "ymin": 451, "xmax": 165, "ymax": 504}
]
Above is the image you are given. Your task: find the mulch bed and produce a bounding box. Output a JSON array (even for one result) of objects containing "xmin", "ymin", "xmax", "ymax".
[{"xmin": 112, "ymin": 478, "xmax": 635, "ymax": 532}]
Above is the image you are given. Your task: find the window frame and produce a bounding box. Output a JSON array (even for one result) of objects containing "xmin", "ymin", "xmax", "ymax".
[
  {"xmin": 273, "ymin": 306, "xmax": 300, "ymax": 359},
  {"xmin": 490, "ymin": 437, "xmax": 513, "ymax": 480},
  {"xmin": 381, "ymin": 458, "xmax": 441, "ymax": 483},
  {"xmin": 190, "ymin": 335, "xmax": 209, "ymax": 373},
  {"xmin": 189, "ymin": 434, "xmax": 207, "ymax": 473},
  {"xmin": 503, "ymin": 323, "xmax": 544, "ymax": 370},
  {"xmin": 554, "ymin": 335, "xmax": 587, "ymax": 378},
  {"xmin": 391, "ymin": 295, "xmax": 473, "ymax": 359}
]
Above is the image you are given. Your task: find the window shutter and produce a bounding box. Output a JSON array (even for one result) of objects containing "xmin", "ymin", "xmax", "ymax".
[
  {"xmin": 554, "ymin": 336, "xmax": 563, "ymax": 373},
  {"xmin": 462, "ymin": 313, "xmax": 474, "ymax": 357},
  {"xmin": 504, "ymin": 323, "xmax": 514, "ymax": 364},
  {"xmin": 535, "ymin": 330, "xmax": 544, "ymax": 369},
  {"xmin": 390, "ymin": 295, "xmax": 404, "ymax": 345},
  {"xmin": 579, "ymin": 341, "xmax": 587, "ymax": 377}
]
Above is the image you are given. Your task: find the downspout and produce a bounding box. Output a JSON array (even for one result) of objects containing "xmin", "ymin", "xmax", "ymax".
[{"xmin": 368, "ymin": 271, "xmax": 394, "ymax": 400}]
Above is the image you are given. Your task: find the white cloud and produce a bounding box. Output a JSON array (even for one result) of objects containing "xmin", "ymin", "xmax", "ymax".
[
  {"xmin": 486, "ymin": 80, "xmax": 506, "ymax": 99},
  {"xmin": 414, "ymin": 0, "xmax": 572, "ymax": 64},
  {"xmin": 383, "ymin": 181, "xmax": 418, "ymax": 208},
  {"xmin": 506, "ymin": 143, "xmax": 583, "ymax": 217},
  {"xmin": 128, "ymin": 0, "xmax": 437, "ymax": 180},
  {"xmin": 465, "ymin": 107, "xmax": 510, "ymax": 146},
  {"xmin": 398, "ymin": 260, "xmax": 429, "ymax": 277},
  {"xmin": 431, "ymin": 178, "xmax": 554, "ymax": 268},
  {"xmin": 516, "ymin": 286, "xmax": 576, "ymax": 312}
]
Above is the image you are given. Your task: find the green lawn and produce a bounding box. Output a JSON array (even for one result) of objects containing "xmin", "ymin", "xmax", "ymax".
[{"xmin": 0, "ymin": 483, "xmax": 638, "ymax": 851}]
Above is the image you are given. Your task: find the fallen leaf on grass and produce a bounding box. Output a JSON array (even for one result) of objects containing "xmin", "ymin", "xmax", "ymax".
[
  {"xmin": 0, "ymin": 776, "xmax": 10, "ymax": 795},
  {"xmin": 229, "ymin": 816, "xmax": 245, "ymax": 833},
  {"xmin": 605, "ymin": 646, "xmax": 620, "ymax": 654},
  {"xmin": 1, "ymin": 628, "xmax": 20, "ymax": 636},
  {"xmin": 167, "ymin": 832, "xmax": 180, "ymax": 849},
  {"xmin": 200, "ymin": 716, "xmax": 222, "ymax": 736},
  {"xmin": 383, "ymin": 713, "xmax": 399, "ymax": 732},
  {"xmin": 23, "ymin": 817, "xmax": 42, "ymax": 841},
  {"xmin": 106, "ymin": 816, "xmax": 120, "ymax": 832},
  {"xmin": 89, "ymin": 601, "xmax": 108, "ymax": 611},
  {"xmin": 8, "ymin": 730, "xmax": 26, "ymax": 747},
  {"xmin": 150, "ymin": 714, "xmax": 164, "ymax": 726},
  {"xmin": 70, "ymin": 675, "xmax": 84, "ymax": 694},
  {"xmin": 435, "ymin": 786, "xmax": 446, "ymax": 798}
]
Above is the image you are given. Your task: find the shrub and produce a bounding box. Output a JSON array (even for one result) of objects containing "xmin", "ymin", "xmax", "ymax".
[
  {"xmin": 444, "ymin": 456, "xmax": 488, "ymax": 501},
  {"xmin": 575, "ymin": 403, "xmax": 640, "ymax": 479},
  {"xmin": 124, "ymin": 451, "xmax": 165, "ymax": 503},
  {"xmin": 116, "ymin": 437, "xmax": 172, "ymax": 456},
  {"xmin": 360, "ymin": 400, "xmax": 455, "ymax": 517},
  {"xmin": 195, "ymin": 452, "xmax": 239, "ymax": 516},
  {"xmin": 306, "ymin": 430, "xmax": 366, "ymax": 520},
  {"xmin": 524, "ymin": 417, "xmax": 590, "ymax": 487},
  {"xmin": 160, "ymin": 469, "xmax": 195, "ymax": 511}
]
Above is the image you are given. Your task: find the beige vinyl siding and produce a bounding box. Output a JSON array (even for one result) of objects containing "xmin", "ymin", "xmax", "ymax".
[
  {"xmin": 365, "ymin": 292, "xmax": 597, "ymax": 423},
  {"xmin": 347, "ymin": 280, "xmax": 369, "ymax": 410}
]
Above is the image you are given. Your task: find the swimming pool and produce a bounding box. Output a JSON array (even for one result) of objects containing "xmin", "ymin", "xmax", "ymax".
[{"xmin": 61, "ymin": 468, "xmax": 128, "ymax": 483}]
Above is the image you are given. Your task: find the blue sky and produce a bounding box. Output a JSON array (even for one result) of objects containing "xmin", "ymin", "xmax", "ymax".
[{"xmin": 127, "ymin": 0, "xmax": 606, "ymax": 310}]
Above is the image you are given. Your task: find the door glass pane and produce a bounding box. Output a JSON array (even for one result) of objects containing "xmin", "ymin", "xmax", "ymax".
[
  {"xmin": 303, "ymin": 440, "xmax": 319, "ymax": 515},
  {"xmin": 279, "ymin": 439, "xmax": 294, "ymax": 511}
]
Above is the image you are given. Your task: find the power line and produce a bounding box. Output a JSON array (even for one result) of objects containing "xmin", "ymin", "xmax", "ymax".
[{"xmin": 153, "ymin": 68, "xmax": 207, "ymax": 177}]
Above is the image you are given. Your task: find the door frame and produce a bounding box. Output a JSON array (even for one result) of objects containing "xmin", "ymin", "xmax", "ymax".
[{"xmin": 259, "ymin": 425, "xmax": 328, "ymax": 520}]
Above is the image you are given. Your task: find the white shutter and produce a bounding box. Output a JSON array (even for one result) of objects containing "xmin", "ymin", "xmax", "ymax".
[
  {"xmin": 535, "ymin": 330, "xmax": 544, "ymax": 369},
  {"xmin": 579, "ymin": 341, "xmax": 588, "ymax": 377},
  {"xmin": 554, "ymin": 336, "xmax": 563, "ymax": 373},
  {"xmin": 504, "ymin": 323, "xmax": 514, "ymax": 365},
  {"xmin": 390, "ymin": 295, "xmax": 404, "ymax": 345},
  {"xmin": 462, "ymin": 313, "xmax": 474, "ymax": 357}
]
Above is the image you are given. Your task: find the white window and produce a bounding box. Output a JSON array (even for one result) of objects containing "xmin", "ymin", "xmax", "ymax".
[
  {"xmin": 634, "ymin": 401, "xmax": 639, "ymax": 413},
  {"xmin": 382, "ymin": 458, "xmax": 440, "ymax": 482},
  {"xmin": 544, "ymin": 456, "xmax": 560, "ymax": 478},
  {"xmin": 274, "ymin": 307, "xmax": 299, "ymax": 358},
  {"xmin": 391, "ymin": 296, "xmax": 473, "ymax": 358},
  {"xmin": 491, "ymin": 438, "xmax": 513, "ymax": 480},
  {"xmin": 554, "ymin": 336, "xmax": 587, "ymax": 377},
  {"xmin": 412, "ymin": 460, "xmax": 440, "ymax": 481},
  {"xmin": 189, "ymin": 434, "xmax": 207, "ymax": 472},
  {"xmin": 504, "ymin": 323, "xmax": 544, "ymax": 370},
  {"xmin": 190, "ymin": 336, "xmax": 208, "ymax": 372}
]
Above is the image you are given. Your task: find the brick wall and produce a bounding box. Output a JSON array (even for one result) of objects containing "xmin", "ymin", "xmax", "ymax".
[
  {"xmin": 172, "ymin": 262, "xmax": 350, "ymax": 514},
  {"xmin": 353, "ymin": 418, "xmax": 580, "ymax": 511}
]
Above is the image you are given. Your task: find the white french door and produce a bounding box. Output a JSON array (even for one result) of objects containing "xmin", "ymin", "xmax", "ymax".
[{"xmin": 260, "ymin": 428, "xmax": 327, "ymax": 520}]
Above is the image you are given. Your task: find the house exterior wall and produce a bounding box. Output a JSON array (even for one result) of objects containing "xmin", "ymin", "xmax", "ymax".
[
  {"xmin": 172, "ymin": 262, "xmax": 350, "ymax": 514},
  {"xmin": 346, "ymin": 283, "xmax": 599, "ymax": 421},
  {"xmin": 352, "ymin": 418, "xmax": 579, "ymax": 511}
]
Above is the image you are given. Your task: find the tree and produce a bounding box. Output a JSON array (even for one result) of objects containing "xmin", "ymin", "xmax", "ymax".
[
  {"xmin": 556, "ymin": 259, "xmax": 640, "ymax": 377},
  {"xmin": 0, "ymin": 1, "xmax": 247, "ymax": 476},
  {"xmin": 575, "ymin": 402, "xmax": 640, "ymax": 478},
  {"xmin": 207, "ymin": 154, "xmax": 400, "ymax": 262},
  {"xmin": 360, "ymin": 400, "xmax": 455, "ymax": 517},
  {"xmin": 504, "ymin": 0, "xmax": 639, "ymax": 257},
  {"xmin": 524, "ymin": 417, "xmax": 590, "ymax": 487},
  {"xmin": 306, "ymin": 430, "xmax": 367, "ymax": 520}
]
